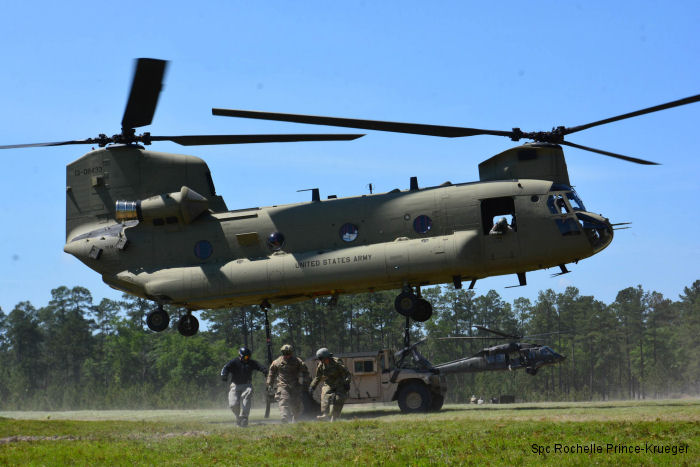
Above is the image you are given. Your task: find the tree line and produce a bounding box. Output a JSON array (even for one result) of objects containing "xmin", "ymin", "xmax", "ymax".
[{"xmin": 0, "ymin": 280, "xmax": 697, "ymax": 410}]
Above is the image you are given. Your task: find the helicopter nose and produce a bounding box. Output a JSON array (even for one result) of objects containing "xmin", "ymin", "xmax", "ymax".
[{"xmin": 576, "ymin": 212, "xmax": 614, "ymax": 253}]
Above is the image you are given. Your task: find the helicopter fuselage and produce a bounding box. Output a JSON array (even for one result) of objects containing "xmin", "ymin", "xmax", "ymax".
[
  {"xmin": 434, "ymin": 343, "xmax": 566, "ymax": 375},
  {"xmin": 63, "ymin": 145, "xmax": 613, "ymax": 310}
]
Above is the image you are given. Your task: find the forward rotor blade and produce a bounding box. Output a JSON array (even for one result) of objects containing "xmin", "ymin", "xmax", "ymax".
[
  {"xmin": 121, "ymin": 58, "xmax": 168, "ymax": 130},
  {"xmin": 559, "ymin": 140, "xmax": 659, "ymax": 165},
  {"xmin": 150, "ymin": 134, "xmax": 364, "ymax": 146},
  {"xmin": 564, "ymin": 94, "xmax": 700, "ymax": 135},
  {"xmin": 212, "ymin": 108, "xmax": 513, "ymax": 138}
]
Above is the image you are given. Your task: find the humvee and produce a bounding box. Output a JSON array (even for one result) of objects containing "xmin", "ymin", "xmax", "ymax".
[{"xmin": 306, "ymin": 342, "xmax": 446, "ymax": 413}]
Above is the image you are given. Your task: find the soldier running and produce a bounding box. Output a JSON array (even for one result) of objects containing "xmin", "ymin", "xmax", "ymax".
[
  {"xmin": 267, "ymin": 344, "xmax": 310, "ymax": 423},
  {"xmin": 309, "ymin": 347, "xmax": 352, "ymax": 422},
  {"xmin": 221, "ymin": 347, "xmax": 267, "ymax": 427}
]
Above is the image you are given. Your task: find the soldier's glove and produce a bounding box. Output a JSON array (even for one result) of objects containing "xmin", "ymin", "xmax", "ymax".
[{"xmin": 344, "ymin": 382, "xmax": 350, "ymax": 391}]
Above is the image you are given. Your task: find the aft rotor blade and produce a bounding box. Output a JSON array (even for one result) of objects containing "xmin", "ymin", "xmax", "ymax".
[
  {"xmin": 564, "ymin": 94, "xmax": 700, "ymax": 135},
  {"xmin": 151, "ymin": 134, "xmax": 364, "ymax": 145},
  {"xmin": 213, "ymin": 108, "xmax": 513, "ymax": 138},
  {"xmin": 559, "ymin": 140, "xmax": 659, "ymax": 165},
  {"xmin": 121, "ymin": 58, "xmax": 168, "ymax": 130}
]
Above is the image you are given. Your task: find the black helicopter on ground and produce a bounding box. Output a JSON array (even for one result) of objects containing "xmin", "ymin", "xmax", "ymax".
[{"xmin": 434, "ymin": 325, "xmax": 565, "ymax": 376}]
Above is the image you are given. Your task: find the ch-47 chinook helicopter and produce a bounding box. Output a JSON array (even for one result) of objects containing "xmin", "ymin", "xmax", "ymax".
[
  {"xmin": 434, "ymin": 325, "xmax": 566, "ymax": 376},
  {"xmin": 2, "ymin": 58, "xmax": 698, "ymax": 337}
]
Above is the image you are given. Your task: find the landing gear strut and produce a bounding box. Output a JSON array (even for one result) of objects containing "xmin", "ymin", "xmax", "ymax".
[
  {"xmin": 177, "ymin": 312, "xmax": 199, "ymax": 337},
  {"xmin": 394, "ymin": 285, "xmax": 433, "ymax": 322},
  {"xmin": 146, "ymin": 304, "xmax": 169, "ymax": 332}
]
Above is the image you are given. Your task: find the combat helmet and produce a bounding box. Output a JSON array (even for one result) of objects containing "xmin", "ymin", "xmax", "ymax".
[
  {"xmin": 280, "ymin": 344, "xmax": 294, "ymax": 355},
  {"xmin": 239, "ymin": 347, "xmax": 252, "ymax": 359},
  {"xmin": 316, "ymin": 348, "xmax": 333, "ymax": 360}
]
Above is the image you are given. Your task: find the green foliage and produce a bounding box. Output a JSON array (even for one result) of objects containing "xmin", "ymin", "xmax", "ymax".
[{"xmin": 0, "ymin": 281, "xmax": 698, "ymax": 410}]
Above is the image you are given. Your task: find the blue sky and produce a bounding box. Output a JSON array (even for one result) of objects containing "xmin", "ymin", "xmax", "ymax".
[{"xmin": 1, "ymin": 1, "xmax": 698, "ymax": 314}]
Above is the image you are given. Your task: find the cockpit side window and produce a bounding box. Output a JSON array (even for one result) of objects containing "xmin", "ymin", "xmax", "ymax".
[
  {"xmin": 481, "ymin": 197, "xmax": 517, "ymax": 235},
  {"xmin": 548, "ymin": 191, "xmax": 582, "ymax": 236},
  {"xmin": 547, "ymin": 194, "xmax": 570, "ymax": 214}
]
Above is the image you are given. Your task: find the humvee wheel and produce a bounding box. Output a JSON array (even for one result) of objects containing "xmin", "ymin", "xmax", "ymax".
[
  {"xmin": 146, "ymin": 308, "xmax": 169, "ymax": 332},
  {"xmin": 411, "ymin": 298, "xmax": 433, "ymax": 322},
  {"xmin": 397, "ymin": 382, "xmax": 432, "ymax": 413},
  {"xmin": 429, "ymin": 394, "xmax": 444, "ymax": 411},
  {"xmin": 394, "ymin": 292, "xmax": 417, "ymax": 317}
]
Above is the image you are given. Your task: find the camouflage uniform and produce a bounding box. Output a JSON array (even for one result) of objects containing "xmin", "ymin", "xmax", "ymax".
[
  {"xmin": 267, "ymin": 354, "xmax": 310, "ymax": 423},
  {"xmin": 310, "ymin": 357, "xmax": 352, "ymax": 421}
]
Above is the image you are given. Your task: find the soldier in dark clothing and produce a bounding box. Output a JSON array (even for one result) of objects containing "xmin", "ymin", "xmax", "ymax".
[{"xmin": 221, "ymin": 347, "xmax": 267, "ymax": 427}]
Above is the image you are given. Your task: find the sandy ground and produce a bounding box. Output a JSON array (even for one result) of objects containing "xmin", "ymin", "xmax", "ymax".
[{"xmin": 2, "ymin": 399, "xmax": 699, "ymax": 424}]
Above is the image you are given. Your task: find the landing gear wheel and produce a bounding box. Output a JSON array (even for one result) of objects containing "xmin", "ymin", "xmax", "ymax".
[
  {"xmin": 397, "ymin": 382, "xmax": 432, "ymax": 413},
  {"xmin": 177, "ymin": 314, "xmax": 199, "ymax": 336},
  {"xmin": 411, "ymin": 298, "xmax": 433, "ymax": 322},
  {"xmin": 526, "ymin": 367, "xmax": 538, "ymax": 376},
  {"xmin": 429, "ymin": 393, "xmax": 444, "ymax": 411},
  {"xmin": 394, "ymin": 291, "xmax": 417, "ymax": 317},
  {"xmin": 146, "ymin": 308, "xmax": 169, "ymax": 332}
]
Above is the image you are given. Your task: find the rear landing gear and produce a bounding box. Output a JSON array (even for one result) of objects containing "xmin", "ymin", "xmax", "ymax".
[
  {"xmin": 394, "ymin": 286, "xmax": 433, "ymax": 322},
  {"xmin": 177, "ymin": 313, "xmax": 199, "ymax": 337},
  {"xmin": 146, "ymin": 305, "xmax": 169, "ymax": 332}
]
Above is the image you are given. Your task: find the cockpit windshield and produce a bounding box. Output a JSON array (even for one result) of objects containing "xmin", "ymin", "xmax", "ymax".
[
  {"xmin": 566, "ymin": 190, "xmax": 586, "ymax": 211},
  {"xmin": 549, "ymin": 184, "xmax": 586, "ymax": 212}
]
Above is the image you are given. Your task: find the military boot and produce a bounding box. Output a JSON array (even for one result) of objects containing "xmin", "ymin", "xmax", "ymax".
[
  {"xmin": 239, "ymin": 417, "xmax": 248, "ymax": 428},
  {"xmin": 316, "ymin": 414, "xmax": 329, "ymax": 421}
]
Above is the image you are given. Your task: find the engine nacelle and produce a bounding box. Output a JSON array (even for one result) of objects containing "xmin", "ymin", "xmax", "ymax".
[{"xmin": 115, "ymin": 186, "xmax": 209, "ymax": 224}]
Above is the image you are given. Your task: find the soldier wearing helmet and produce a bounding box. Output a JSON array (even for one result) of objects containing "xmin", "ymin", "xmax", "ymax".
[
  {"xmin": 266, "ymin": 344, "xmax": 310, "ymax": 423},
  {"xmin": 309, "ymin": 347, "xmax": 352, "ymax": 422},
  {"xmin": 221, "ymin": 346, "xmax": 267, "ymax": 427}
]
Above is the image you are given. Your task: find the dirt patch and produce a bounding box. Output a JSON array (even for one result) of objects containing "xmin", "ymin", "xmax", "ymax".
[
  {"xmin": 150, "ymin": 430, "xmax": 210, "ymax": 439},
  {"xmin": 1, "ymin": 431, "xmax": 211, "ymax": 444},
  {"xmin": 0, "ymin": 435, "xmax": 80, "ymax": 444}
]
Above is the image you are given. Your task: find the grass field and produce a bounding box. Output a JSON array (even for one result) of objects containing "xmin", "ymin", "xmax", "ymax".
[{"xmin": 1, "ymin": 400, "xmax": 698, "ymax": 466}]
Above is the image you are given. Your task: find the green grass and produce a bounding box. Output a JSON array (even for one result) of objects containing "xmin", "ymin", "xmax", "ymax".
[{"xmin": 1, "ymin": 400, "xmax": 698, "ymax": 466}]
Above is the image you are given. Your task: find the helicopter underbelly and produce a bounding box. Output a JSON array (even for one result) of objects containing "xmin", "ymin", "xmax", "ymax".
[
  {"xmin": 103, "ymin": 217, "xmax": 597, "ymax": 309},
  {"xmin": 109, "ymin": 229, "xmax": 488, "ymax": 308}
]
